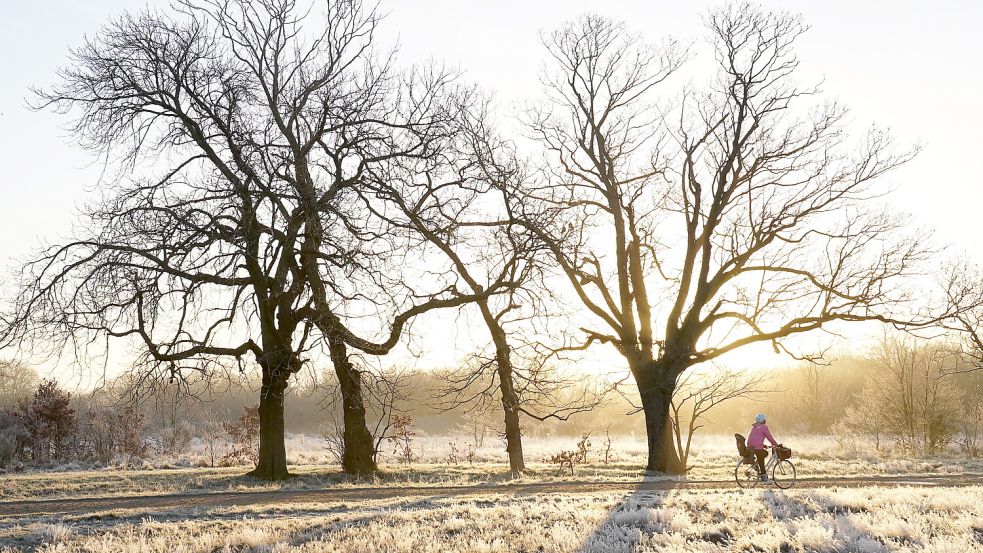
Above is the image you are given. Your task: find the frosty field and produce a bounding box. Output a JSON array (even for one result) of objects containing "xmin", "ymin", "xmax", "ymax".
[
  {"xmin": 1, "ymin": 434, "xmax": 982, "ymax": 552},
  {"xmin": 2, "ymin": 485, "xmax": 982, "ymax": 552},
  {"xmin": 2, "ymin": 433, "xmax": 982, "ymax": 501}
]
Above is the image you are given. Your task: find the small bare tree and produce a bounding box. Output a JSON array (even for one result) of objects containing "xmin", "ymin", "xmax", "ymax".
[
  {"xmin": 198, "ymin": 408, "xmax": 228, "ymax": 468},
  {"xmin": 863, "ymin": 336, "xmax": 964, "ymax": 454},
  {"xmin": 0, "ymin": 361, "xmax": 38, "ymax": 408},
  {"xmin": 791, "ymin": 364, "xmax": 838, "ymax": 433},
  {"xmin": 669, "ymin": 368, "xmax": 768, "ymax": 470},
  {"xmin": 320, "ymin": 365, "xmax": 413, "ymax": 467},
  {"xmin": 602, "ymin": 425, "xmax": 614, "ymax": 465}
]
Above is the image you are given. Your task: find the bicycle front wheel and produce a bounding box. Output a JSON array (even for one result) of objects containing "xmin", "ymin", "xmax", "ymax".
[
  {"xmin": 735, "ymin": 461, "xmax": 758, "ymax": 489},
  {"xmin": 772, "ymin": 459, "xmax": 796, "ymax": 489}
]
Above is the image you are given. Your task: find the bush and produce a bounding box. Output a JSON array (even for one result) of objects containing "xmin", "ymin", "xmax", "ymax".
[
  {"xmin": 0, "ymin": 432, "xmax": 17, "ymax": 468},
  {"xmin": 223, "ymin": 405, "xmax": 260, "ymax": 466},
  {"xmin": 0, "ymin": 409, "xmax": 27, "ymax": 467},
  {"xmin": 388, "ymin": 415, "xmax": 416, "ymax": 465},
  {"xmin": 958, "ymin": 402, "xmax": 983, "ymax": 457},
  {"xmin": 155, "ymin": 419, "xmax": 195, "ymax": 456},
  {"xmin": 82, "ymin": 405, "xmax": 148, "ymax": 463},
  {"xmin": 24, "ymin": 380, "xmax": 76, "ymax": 463},
  {"xmin": 546, "ymin": 432, "xmax": 592, "ymax": 475}
]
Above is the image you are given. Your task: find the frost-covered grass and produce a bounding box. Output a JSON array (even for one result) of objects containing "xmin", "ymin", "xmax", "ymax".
[
  {"xmin": 2, "ymin": 433, "xmax": 981, "ymax": 502},
  {"xmin": 2, "ymin": 486, "xmax": 982, "ymax": 552},
  {"xmin": 1, "ymin": 433, "xmax": 981, "ymax": 503}
]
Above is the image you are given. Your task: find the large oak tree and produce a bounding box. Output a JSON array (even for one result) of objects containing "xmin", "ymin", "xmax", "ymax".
[{"xmin": 518, "ymin": 7, "xmax": 932, "ymax": 473}]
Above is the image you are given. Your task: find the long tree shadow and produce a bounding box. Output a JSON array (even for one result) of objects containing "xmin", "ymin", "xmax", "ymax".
[
  {"xmin": 283, "ymin": 488, "xmax": 480, "ymax": 547},
  {"xmin": 575, "ymin": 480, "xmax": 677, "ymax": 553}
]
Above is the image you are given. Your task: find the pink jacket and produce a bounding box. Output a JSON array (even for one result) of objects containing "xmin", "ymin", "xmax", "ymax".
[{"xmin": 747, "ymin": 422, "xmax": 778, "ymax": 450}]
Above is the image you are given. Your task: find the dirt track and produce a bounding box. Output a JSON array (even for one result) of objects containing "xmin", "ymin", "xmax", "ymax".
[{"xmin": 1, "ymin": 474, "xmax": 979, "ymax": 518}]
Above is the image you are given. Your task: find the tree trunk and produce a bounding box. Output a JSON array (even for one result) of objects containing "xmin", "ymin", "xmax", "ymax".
[
  {"xmin": 481, "ymin": 303, "xmax": 525, "ymax": 475},
  {"xmin": 501, "ymin": 386, "xmax": 525, "ymax": 475},
  {"xmin": 637, "ymin": 368, "xmax": 685, "ymax": 474},
  {"xmin": 328, "ymin": 335, "xmax": 378, "ymax": 475},
  {"xmin": 248, "ymin": 371, "xmax": 291, "ymax": 481}
]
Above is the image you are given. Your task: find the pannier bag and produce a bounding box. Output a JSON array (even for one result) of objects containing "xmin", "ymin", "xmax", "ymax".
[{"xmin": 777, "ymin": 446, "xmax": 792, "ymax": 460}]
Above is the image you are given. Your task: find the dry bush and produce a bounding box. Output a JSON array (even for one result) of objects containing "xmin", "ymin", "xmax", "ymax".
[
  {"xmin": 546, "ymin": 432, "xmax": 592, "ymax": 475},
  {"xmin": 319, "ymin": 421, "xmax": 345, "ymax": 465},
  {"xmin": 82, "ymin": 405, "xmax": 148, "ymax": 464},
  {"xmin": 388, "ymin": 415, "xmax": 416, "ymax": 465},
  {"xmin": 154, "ymin": 418, "xmax": 195, "ymax": 456},
  {"xmin": 222, "ymin": 405, "xmax": 260, "ymax": 467},
  {"xmin": 443, "ymin": 439, "xmax": 478, "ymax": 466}
]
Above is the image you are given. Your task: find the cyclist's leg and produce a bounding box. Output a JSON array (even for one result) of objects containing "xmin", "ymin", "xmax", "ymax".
[{"xmin": 754, "ymin": 449, "xmax": 767, "ymax": 475}]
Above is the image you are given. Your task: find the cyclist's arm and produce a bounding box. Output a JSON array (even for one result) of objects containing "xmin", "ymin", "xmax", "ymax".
[{"xmin": 763, "ymin": 426, "xmax": 779, "ymax": 447}]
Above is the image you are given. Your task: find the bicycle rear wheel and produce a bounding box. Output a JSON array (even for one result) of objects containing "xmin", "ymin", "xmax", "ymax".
[
  {"xmin": 735, "ymin": 461, "xmax": 759, "ymax": 489},
  {"xmin": 772, "ymin": 459, "xmax": 796, "ymax": 489}
]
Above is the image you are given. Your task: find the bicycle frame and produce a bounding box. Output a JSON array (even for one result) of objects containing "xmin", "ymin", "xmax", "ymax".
[{"xmin": 763, "ymin": 448, "xmax": 781, "ymax": 473}]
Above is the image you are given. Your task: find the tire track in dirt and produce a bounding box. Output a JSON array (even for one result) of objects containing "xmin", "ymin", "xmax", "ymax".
[{"xmin": 1, "ymin": 474, "xmax": 979, "ymax": 518}]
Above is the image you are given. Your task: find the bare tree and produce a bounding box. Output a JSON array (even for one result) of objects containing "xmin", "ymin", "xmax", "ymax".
[
  {"xmin": 790, "ymin": 364, "xmax": 838, "ymax": 432},
  {"xmin": 1, "ymin": 0, "xmax": 487, "ymax": 479},
  {"xmin": 669, "ymin": 368, "xmax": 768, "ymax": 470},
  {"xmin": 0, "ymin": 361, "xmax": 38, "ymax": 408},
  {"xmin": 941, "ymin": 265, "xmax": 983, "ymax": 371},
  {"xmin": 359, "ymin": 103, "xmax": 598, "ymax": 474},
  {"xmin": 517, "ymin": 6, "xmax": 934, "ymax": 473},
  {"xmin": 863, "ymin": 335, "xmax": 964, "ymax": 454},
  {"xmin": 320, "ymin": 364, "xmax": 412, "ymax": 466}
]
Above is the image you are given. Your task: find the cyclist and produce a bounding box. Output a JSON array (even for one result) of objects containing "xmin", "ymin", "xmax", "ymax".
[{"xmin": 747, "ymin": 413, "xmax": 779, "ymax": 481}]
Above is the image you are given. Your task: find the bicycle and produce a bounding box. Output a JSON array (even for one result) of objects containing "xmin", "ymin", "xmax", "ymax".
[{"xmin": 735, "ymin": 445, "xmax": 796, "ymax": 489}]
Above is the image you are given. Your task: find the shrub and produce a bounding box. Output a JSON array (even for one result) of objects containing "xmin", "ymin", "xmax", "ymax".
[
  {"xmin": 24, "ymin": 380, "xmax": 76, "ymax": 463},
  {"xmin": 223, "ymin": 405, "xmax": 260, "ymax": 466},
  {"xmin": 82, "ymin": 405, "xmax": 148, "ymax": 463},
  {"xmin": 388, "ymin": 415, "xmax": 416, "ymax": 465},
  {"xmin": 958, "ymin": 402, "xmax": 983, "ymax": 457},
  {"xmin": 155, "ymin": 418, "xmax": 195, "ymax": 456},
  {"xmin": 0, "ymin": 408, "xmax": 27, "ymax": 467},
  {"xmin": 547, "ymin": 432, "xmax": 592, "ymax": 475},
  {"xmin": 444, "ymin": 439, "xmax": 477, "ymax": 465}
]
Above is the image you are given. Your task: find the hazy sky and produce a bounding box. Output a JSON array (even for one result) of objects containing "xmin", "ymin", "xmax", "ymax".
[{"xmin": 0, "ymin": 0, "xmax": 981, "ymax": 380}]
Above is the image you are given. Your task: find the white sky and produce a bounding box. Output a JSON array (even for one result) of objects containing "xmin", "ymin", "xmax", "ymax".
[{"xmin": 0, "ymin": 0, "xmax": 981, "ymax": 382}]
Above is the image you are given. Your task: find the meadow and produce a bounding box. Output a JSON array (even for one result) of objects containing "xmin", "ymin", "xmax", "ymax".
[
  {"xmin": 3, "ymin": 485, "xmax": 982, "ymax": 552},
  {"xmin": 2, "ymin": 433, "xmax": 982, "ymax": 501},
  {"xmin": 2, "ymin": 433, "xmax": 982, "ymax": 552}
]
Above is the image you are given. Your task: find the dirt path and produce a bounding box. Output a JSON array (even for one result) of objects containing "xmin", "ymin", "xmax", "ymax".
[{"xmin": 1, "ymin": 474, "xmax": 979, "ymax": 518}]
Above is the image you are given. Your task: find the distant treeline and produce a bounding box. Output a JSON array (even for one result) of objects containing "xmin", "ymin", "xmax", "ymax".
[{"xmin": 2, "ymin": 338, "xmax": 982, "ymax": 469}]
